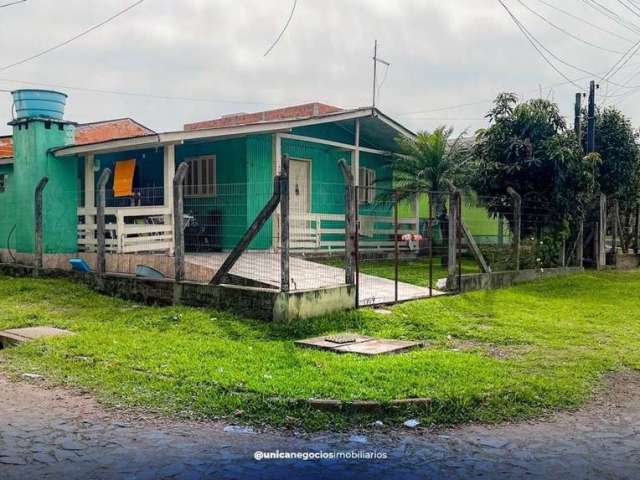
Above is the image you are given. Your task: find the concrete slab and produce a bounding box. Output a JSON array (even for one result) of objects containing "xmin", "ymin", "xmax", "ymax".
[
  {"xmin": 295, "ymin": 334, "xmax": 373, "ymax": 351},
  {"xmin": 0, "ymin": 327, "xmax": 74, "ymax": 348},
  {"xmin": 335, "ymin": 339, "xmax": 421, "ymax": 355},
  {"xmin": 295, "ymin": 334, "xmax": 421, "ymax": 356}
]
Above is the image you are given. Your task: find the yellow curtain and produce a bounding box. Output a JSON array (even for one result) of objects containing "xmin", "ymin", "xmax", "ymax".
[{"xmin": 113, "ymin": 159, "xmax": 136, "ymax": 197}]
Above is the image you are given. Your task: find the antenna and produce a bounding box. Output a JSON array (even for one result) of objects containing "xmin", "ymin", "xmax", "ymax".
[{"xmin": 372, "ymin": 40, "xmax": 390, "ymax": 109}]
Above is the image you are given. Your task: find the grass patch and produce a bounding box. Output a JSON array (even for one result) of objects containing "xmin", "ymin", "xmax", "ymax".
[
  {"xmin": 317, "ymin": 256, "xmax": 480, "ymax": 286},
  {"xmin": 0, "ymin": 271, "xmax": 639, "ymax": 430}
]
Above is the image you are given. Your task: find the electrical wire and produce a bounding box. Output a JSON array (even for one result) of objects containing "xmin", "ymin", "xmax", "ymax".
[
  {"xmin": 0, "ymin": 75, "xmax": 282, "ymax": 106},
  {"xmin": 0, "ymin": 0, "xmax": 145, "ymax": 72},
  {"xmin": 498, "ymin": 0, "xmax": 587, "ymax": 90},
  {"xmin": 615, "ymin": 0, "xmax": 640, "ymax": 19},
  {"xmin": 533, "ymin": 0, "xmax": 635, "ymax": 43},
  {"xmin": 517, "ymin": 0, "xmax": 625, "ymax": 54},
  {"xmin": 264, "ymin": 0, "xmax": 298, "ymax": 57},
  {"xmin": 582, "ymin": 0, "xmax": 640, "ymax": 35},
  {"xmin": 0, "ymin": 0, "xmax": 26, "ymax": 8}
]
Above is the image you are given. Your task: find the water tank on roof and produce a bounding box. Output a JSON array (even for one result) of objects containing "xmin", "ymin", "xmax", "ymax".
[{"xmin": 11, "ymin": 89, "xmax": 67, "ymax": 121}]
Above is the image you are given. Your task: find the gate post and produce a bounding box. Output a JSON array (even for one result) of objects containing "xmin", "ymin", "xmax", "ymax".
[
  {"xmin": 34, "ymin": 176, "xmax": 49, "ymax": 276},
  {"xmin": 338, "ymin": 159, "xmax": 355, "ymax": 286},
  {"xmin": 507, "ymin": 187, "xmax": 521, "ymax": 271},
  {"xmin": 597, "ymin": 193, "xmax": 607, "ymax": 269},
  {"xmin": 96, "ymin": 169, "xmax": 111, "ymax": 276},
  {"xmin": 577, "ymin": 217, "xmax": 584, "ymax": 267},
  {"xmin": 280, "ymin": 155, "xmax": 290, "ymax": 292},
  {"xmin": 447, "ymin": 184, "xmax": 459, "ymax": 287},
  {"xmin": 173, "ymin": 162, "xmax": 190, "ymax": 282}
]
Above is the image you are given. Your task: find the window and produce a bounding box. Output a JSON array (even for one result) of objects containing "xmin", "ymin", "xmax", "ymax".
[
  {"xmin": 185, "ymin": 155, "xmax": 216, "ymax": 197},
  {"xmin": 0, "ymin": 174, "xmax": 7, "ymax": 193},
  {"xmin": 358, "ymin": 167, "xmax": 376, "ymax": 204}
]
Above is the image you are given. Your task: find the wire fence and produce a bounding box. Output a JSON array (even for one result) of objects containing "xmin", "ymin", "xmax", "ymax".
[{"xmin": 0, "ymin": 168, "xmax": 619, "ymax": 307}]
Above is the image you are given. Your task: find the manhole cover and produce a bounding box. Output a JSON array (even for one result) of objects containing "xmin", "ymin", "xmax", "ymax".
[{"xmin": 325, "ymin": 335, "xmax": 357, "ymax": 344}]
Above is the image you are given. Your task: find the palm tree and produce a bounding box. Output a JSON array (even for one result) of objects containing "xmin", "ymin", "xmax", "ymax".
[{"xmin": 390, "ymin": 126, "xmax": 470, "ymax": 218}]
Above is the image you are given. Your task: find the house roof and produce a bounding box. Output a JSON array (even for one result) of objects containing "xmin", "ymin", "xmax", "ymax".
[
  {"xmin": 53, "ymin": 106, "xmax": 415, "ymax": 157},
  {"xmin": 184, "ymin": 102, "xmax": 343, "ymax": 130},
  {"xmin": 0, "ymin": 118, "xmax": 154, "ymax": 162}
]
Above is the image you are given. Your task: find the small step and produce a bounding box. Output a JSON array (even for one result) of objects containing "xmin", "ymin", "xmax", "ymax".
[{"xmin": 0, "ymin": 327, "xmax": 74, "ymax": 348}]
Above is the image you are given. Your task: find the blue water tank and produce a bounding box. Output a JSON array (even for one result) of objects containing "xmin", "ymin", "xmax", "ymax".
[{"xmin": 11, "ymin": 89, "xmax": 67, "ymax": 120}]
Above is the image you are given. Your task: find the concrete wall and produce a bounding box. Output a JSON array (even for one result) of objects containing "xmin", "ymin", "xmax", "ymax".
[{"xmin": 448, "ymin": 267, "xmax": 584, "ymax": 293}]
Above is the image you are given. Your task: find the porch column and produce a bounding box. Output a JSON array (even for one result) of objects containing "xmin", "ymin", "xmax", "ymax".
[
  {"xmin": 273, "ymin": 133, "xmax": 283, "ymax": 249},
  {"xmin": 84, "ymin": 154, "xmax": 95, "ymax": 227},
  {"xmin": 352, "ymin": 119, "xmax": 360, "ymax": 186},
  {"xmin": 164, "ymin": 144, "xmax": 176, "ymax": 254}
]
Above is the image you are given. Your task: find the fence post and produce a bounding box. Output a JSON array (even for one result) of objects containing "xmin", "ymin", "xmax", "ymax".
[
  {"xmin": 597, "ymin": 193, "xmax": 607, "ymax": 269},
  {"xmin": 394, "ymin": 191, "xmax": 399, "ymax": 303},
  {"xmin": 338, "ymin": 159, "xmax": 355, "ymax": 286},
  {"xmin": 611, "ymin": 199, "xmax": 619, "ymax": 260},
  {"xmin": 96, "ymin": 169, "xmax": 111, "ymax": 276},
  {"xmin": 447, "ymin": 184, "xmax": 459, "ymax": 286},
  {"xmin": 507, "ymin": 187, "xmax": 521, "ymax": 271},
  {"xmin": 280, "ymin": 154, "xmax": 290, "ymax": 293},
  {"xmin": 34, "ymin": 177, "xmax": 49, "ymax": 275},
  {"xmin": 173, "ymin": 162, "xmax": 190, "ymax": 282},
  {"xmin": 577, "ymin": 218, "xmax": 584, "ymax": 267},
  {"xmin": 428, "ymin": 191, "xmax": 433, "ymax": 297},
  {"xmin": 635, "ymin": 203, "xmax": 640, "ymax": 255}
]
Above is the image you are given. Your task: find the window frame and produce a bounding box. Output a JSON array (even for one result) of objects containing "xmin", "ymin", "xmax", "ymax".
[
  {"xmin": 358, "ymin": 166, "xmax": 376, "ymax": 204},
  {"xmin": 184, "ymin": 155, "xmax": 216, "ymax": 198}
]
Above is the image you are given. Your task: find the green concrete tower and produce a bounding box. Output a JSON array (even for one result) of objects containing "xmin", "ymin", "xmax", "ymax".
[{"xmin": 10, "ymin": 90, "xmax": 77, "ymax": 255}]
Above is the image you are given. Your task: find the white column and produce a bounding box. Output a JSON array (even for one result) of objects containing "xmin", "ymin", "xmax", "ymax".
[
  {"xmin": 84, "ymin": 154, "xmax": 96, "ymax": 244},
  {"xmin": 163, "ymin": 144, "xmax": 176, "ymax": 254},
  {"xmin": 273, "ymin": 133, "xmax": 283, "ymax": 249},
  {"xmin": 352, "ymin": 119, "xmax": 360, "ymax": 186},
  {"xmin": 84, "ymin": 154, "xmax": 95, "ymax": 211}
]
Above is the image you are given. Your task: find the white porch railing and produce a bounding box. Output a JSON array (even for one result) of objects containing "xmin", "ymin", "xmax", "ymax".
[
  {"xmin": 77, "ymin": 206, "xmax": 173, "ymax": 254},
  {"xmin": 288, "ymin": 212, "xmax": 420, "ymax": 252}
]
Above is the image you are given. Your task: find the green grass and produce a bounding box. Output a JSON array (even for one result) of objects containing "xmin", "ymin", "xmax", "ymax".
[
  {"xmin": 1, "ymin": 271, "xmax": 639, "ymax": 430},
  {"xmin": 317, "ymin": 256, "xmax": 480, "ymax": 286}
]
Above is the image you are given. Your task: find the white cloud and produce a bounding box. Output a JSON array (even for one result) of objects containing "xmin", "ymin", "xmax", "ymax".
[{"xmin": 0, "ymin": 0, "xmax": 637, "ymax": 137}]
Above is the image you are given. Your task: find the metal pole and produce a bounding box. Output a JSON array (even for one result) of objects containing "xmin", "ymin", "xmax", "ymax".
[
  {"xmin": 280, "ymin": 154, "xmax": 290, "ymax": 292},
  {"xmin": 394, "ymin": 192, "xmax": 399, "ymax": 303},
  {"xmin": 372, "ymin": 40, "xmax": 377, "ymax": 109},
  {"xmin": 354, "ymin": 186, "xmax": 360, "ymax": 308},
  {"xmin": 587, "ymin": 80, "xmax": 596, "ymax": 153},
  {"xmin": 428, "ymin": 191, "xmax": 433, "ymax": 297},
  {"xmin": 507, "ymin": 187, "xmax": 521, "ymax": 271},
  {"xmin": 457, "ymin": 194, "xmax": 462, "ymax": 291},
  {"xmin": 34, "ymin": 176, "xmax": 49, "ymax": 275},
  {"xmin": 96, "ymin": 169, "xmax": 111, "ymax": 276},
  {"xmin": 173, "ymin": 162, "xmax": 190, "ymax": 282},
  {"xmin": 635, "ymin": 203, "xmax": 640, "ymax": 255}
]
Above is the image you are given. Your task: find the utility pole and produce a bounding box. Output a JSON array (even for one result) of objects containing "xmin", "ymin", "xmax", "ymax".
[
  {"xmin": 371, "ymin": 40, "xmax": 390, "ymax": 109},
  {"xmin": 587, "ymin": 80, "xmax": 598, "ymax": 153},
  {"xmin": 574, "ymin": 92, "xmax": 582, "ymax": 142}
]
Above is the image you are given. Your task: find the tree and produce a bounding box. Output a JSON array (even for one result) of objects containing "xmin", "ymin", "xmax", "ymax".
[
  {"xmin": 581, "ymin": 107, "xmax": 640, "ymax": 251},
  {"xmin": 390, "ymin": 126, "xmax": 470, "ymax": 216},
  {"xmin": 472, "ymin": 93, "xmax": 597, "ymax": 259}
]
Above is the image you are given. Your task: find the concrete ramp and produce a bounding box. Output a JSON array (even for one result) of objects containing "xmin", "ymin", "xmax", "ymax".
[{"xmin": 185, "ymin": 253, "xmax": 444, "ymax": 306}]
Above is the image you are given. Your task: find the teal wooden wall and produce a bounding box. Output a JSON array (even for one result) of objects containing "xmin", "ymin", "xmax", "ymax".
[
  {"xmin": 177, "ymin": 138, "xmax": 247, "ymax": 250},
  {"xmin": 246, "ymin": 134, "xmax": 274, "ymax": 249}
]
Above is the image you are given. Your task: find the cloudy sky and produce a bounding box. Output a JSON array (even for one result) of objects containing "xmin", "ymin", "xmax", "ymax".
[{"xmin": 1, "ymin": 0, "xmax": 639, "ymax": 137}]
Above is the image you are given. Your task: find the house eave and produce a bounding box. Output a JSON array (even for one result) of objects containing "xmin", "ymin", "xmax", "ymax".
[{"xmin": 51, "ymin": 107, "xmax": 413, "ymax": 157}]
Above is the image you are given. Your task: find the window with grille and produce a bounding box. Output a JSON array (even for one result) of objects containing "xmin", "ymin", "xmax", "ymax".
[
  {"xmin": 358, "ymin": 167, "xmax": 376, "ymax": 204},
  {"xmin": 185, "ymin": 156, "xmax": 216, "ymax": 197},
  {"xmin": 0, "ymin": 174, "xmax": 7, "ymax": 193}
]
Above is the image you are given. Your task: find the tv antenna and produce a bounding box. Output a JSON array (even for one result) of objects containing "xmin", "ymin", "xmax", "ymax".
[{"xmin": 372, "ymin": 40, "xmax": 390, "ymax": 109}]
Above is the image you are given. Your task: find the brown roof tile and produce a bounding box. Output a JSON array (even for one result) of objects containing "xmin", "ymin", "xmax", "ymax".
[
  {"xmin": 0, "ymin": 118, "xmax": 154, "ymax": 160},
  {"xmin": 184, "ymin": 102, "xmax": 343, "ymax": 131}
]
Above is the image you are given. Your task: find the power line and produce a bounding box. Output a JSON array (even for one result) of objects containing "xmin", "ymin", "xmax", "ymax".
[
  {"xmin": 0, "ymin": 75, "xmax": 282, "ymax": 107},
  {"xmin": 264, "ymin": 0, "xmax": 298, "ymax": 57},
  {"xmin": 498, "ymin": 0, "xmax": 587, "ymax": 90},
  {"xmin": 0, "ymin": 0, "xmax": 26, "ymax": 8},
  {"xmin": 533, "ymin": 0, "xmax": 635, "ymax": 43},
  {"xmin": 0, "ymin": 0, "xmax": 145, "ymax": 72},
  {"xmin": 582, "ymin": 0, "xmax": 640, "ymax": 35},
  {"xmin": 517, "ymin": 0, "xmax": 625, "ymax": 54},
  {"xmin": 615, "ymin": 0, "xmax": 640, "ymax": 19}
]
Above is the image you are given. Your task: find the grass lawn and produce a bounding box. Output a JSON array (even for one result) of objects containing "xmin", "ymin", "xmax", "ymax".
[
  {"xmin": 0, "ymin": 271, "xmax": 639, "ymax": 430},
  {"xmin": 317, "ymin": 256, "xmax": 480, "ymax": 286}
]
